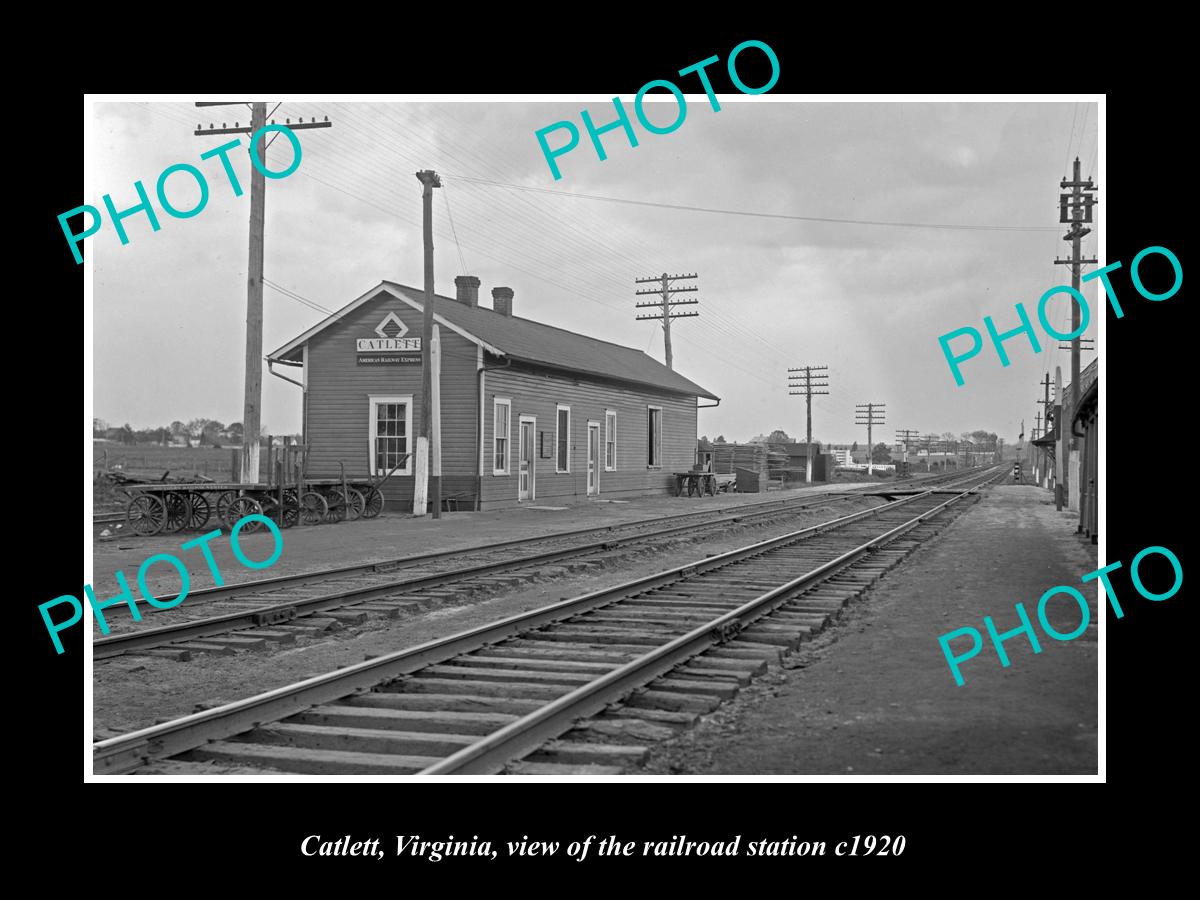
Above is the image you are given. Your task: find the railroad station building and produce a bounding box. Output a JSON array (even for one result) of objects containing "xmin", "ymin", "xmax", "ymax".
[{"xmin": 268, "ymin": 277, "xmax": 719, "ymax": 512}]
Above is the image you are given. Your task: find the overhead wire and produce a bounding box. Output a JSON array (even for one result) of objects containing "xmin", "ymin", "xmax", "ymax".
[
  {"xmin": 440, "ymin": 173, "xmax": 1062, "ymax": 233},
  {"xmin": 135, "ymin": 101, "xmax": 1062, "ymax": 437}
]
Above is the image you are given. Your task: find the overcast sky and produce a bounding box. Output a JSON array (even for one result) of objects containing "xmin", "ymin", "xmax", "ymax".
[{"xmin": 91, "ymin": 98, "xmax": 1098, "ymax": 445}]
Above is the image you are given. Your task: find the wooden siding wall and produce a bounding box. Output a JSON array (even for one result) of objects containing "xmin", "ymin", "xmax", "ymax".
[
  {"xmin": 303, "ymin": 292, "xmax": 480, "ymax": 511},
  {"xmin": 481, "ymin": 363, "xmax": 698, "ymax": 509}
]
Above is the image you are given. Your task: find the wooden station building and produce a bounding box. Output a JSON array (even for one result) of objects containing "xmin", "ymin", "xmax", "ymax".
[{"xmin": 268, "ymin": 277, "xmax": 719, "ymax": 512}]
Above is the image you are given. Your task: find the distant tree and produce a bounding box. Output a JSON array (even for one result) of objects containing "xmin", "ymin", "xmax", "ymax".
[
  {"xmin": 767, "ymin": 429, "xmax": 792, "ymax": 444},
  {"xmin": 871, "ymin": 442, "xmax": 892, "ymax": 463},
  {"xmin": 697, "ymin": 435, "xmax": 713, "ymax": 451},
  {"xmin": 170, "ymin": 421, "xmax": 188, "ymax": 446},
  {"xmin": 851, "ymin": 441, "xmax": 858, "ymax": 452},
  {"xmin": 226, "ymin": 422, "xmax": 244, "ymax": 443},
  {"xmin": 202, "ymin": 420, "xmax": 225, "ymax": 446},
  {"xmin": 92, "ymin": 418, "xmax": 109, "ymax": 438},
  {"xmin": 118, "ymin": 423, "xmax": 135, "ymax": 446},
  {"xmin": 185, "ymin": 418, "xmax": 212, "ymax": 445},
  {"xmin": 699, "ymin": 434, "xmax": 709, "ymax": 443},
  {"xmin": 714, "ymin": 435, "xmax": 726, "ymax": 443}
]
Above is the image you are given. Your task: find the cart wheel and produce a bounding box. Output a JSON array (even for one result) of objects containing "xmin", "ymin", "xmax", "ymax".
[
  {"xmin": 126, "ymin": 494, "xmax": 166, "ymax": 536},
  {"xmin": 299, "ymin": 491, "xmax": 328, "ymax": 526},
  {"xmin": 215, "ymin": 491, "xmax": 238, "ymax": 524},
  {"xmin": 223, "ymin": 496, "xmax": 264, "ymax": 530},
  {"xmin": 259, "ymin": 494, "xmax": 280, "ymax": 522},
  {"xmin": 361, "ymin": 486, "xmax": 385, "ymax": 519},
  {"xmin": 347, "ymin": 487, "xmax": 366, "ymax": 520},
  {"xmin": 279, "ymin": 490, "xmax": 300, "ymax": 529},
  {"xmin": 186, "ymin": 492, "xmax": 211, "ymax": 530},
  {"xmin": 163, "ymin": 492, "xmax": 189, "ymax": 534},
  {"xmin": 330, "ymin": 487, "xmax": 366, "ymax": 520},
  {"xmin": 325, "ymin": 489, "xmax": 347, "ymax": 523}
]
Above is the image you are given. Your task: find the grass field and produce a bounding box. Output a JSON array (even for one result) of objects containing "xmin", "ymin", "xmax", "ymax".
[
  {"xmin": 92, "ymin": 444, "xmax": 251, "ymax": 513},
  {"xmin": 92, "ymin": 443, "xmax": 252, "ymax": 481}
]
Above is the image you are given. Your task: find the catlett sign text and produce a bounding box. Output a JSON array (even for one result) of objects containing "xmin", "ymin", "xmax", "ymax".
[{"xmin": 356, "ymin": 337, "xmax": 421, "ymax": 352}]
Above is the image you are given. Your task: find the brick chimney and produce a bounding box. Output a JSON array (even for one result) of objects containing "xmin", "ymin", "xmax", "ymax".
[
  {"xmin": 454, "ymin": 275, "xmax": 481, "ymax": 307},
  {"xmin": 492, "ymin": 286, "xmax": 514, "ymax": 317}
]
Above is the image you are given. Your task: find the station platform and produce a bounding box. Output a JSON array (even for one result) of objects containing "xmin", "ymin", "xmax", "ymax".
[
  {"xmin": 92, "ymin": 480, "xmax": 872, "ymax": 597},
  {"xmin": 656, "ymin": 484, "xmax": 1100, "ymax": 775}
]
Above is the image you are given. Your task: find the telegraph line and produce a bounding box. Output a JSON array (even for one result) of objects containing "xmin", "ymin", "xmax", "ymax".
[{"xmin": 440, "ymin": 174, "xmax": 1061, "ymax": 232}]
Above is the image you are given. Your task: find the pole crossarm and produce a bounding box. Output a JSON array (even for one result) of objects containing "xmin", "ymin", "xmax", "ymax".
[{"xmin": 634, "ymin": 272, "xmax": 700, "ymax": 370}]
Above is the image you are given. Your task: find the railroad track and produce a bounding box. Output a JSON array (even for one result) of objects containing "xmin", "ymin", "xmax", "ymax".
[
  {"xmin": 93, "ymin": 490, "xmax": 869, "ymax": 658},
  {"xmin": 93, "ymin": 468, "xmax": 987, "ymax": 660},
  {"xmin": 93, "ymin": 465, "xmax": 1004, "ymax": 775}
]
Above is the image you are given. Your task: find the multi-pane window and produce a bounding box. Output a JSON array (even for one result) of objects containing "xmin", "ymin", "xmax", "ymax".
[
  {"xmin": 647, "ymin": 406, "xmax": 662, "ymax": 467},
  {"xmin": 556, "ymin": 405, "xmax": 570, "ymax": 473},
  {"xmin": 493, "ymin": 399, "xmax": 511, "ymax": 475},
  {"xmin": 370, "ymin": 397, "xmax": 412, "ymax": 476},
  {"xmin": 605, "ymin": 410, "xmax": 617, "ymax": 471}
]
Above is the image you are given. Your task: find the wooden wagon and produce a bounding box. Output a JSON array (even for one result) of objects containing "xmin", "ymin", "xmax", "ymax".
[{"xmin": 117, "ymin": 446, "xmax": 407, "ymax": 537}]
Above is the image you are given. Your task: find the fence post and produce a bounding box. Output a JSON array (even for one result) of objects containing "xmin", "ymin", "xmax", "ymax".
[{"xmin": 276, "ymin": 458, "xmax": 284, "ymax": 526}]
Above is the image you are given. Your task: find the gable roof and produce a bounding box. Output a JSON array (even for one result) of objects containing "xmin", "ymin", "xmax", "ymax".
[{"xmin": 270, "ymin": 281, "xmax": 719, "ymax": 401}]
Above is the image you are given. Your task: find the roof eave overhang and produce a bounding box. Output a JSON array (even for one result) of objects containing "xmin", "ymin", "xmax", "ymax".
[
  {"xmin": 505, "ymin": 354, "xmax": 719, "ymax": 401},
  {"xmin": 267, "ymin": 282, "xmax": 504, "ymax": 363}
]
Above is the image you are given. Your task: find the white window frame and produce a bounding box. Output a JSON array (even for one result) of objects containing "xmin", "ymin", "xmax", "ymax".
[
  {"xmin": 368, "ymin": 394, "xmax": 413, "ymax": 477},
  {"xmin": 492, "ymin": 398, "xmax": 511, "ymax": 476},
  {"xmin": 647, "ymin": 405, "xmax": 663, "ymax": 469},
  {"xmin": 605, "ymin": 409, "xmax": 617, "ymax": 472},
  {"xmin": 556, "ymin": 404, "xmax": 571, "ymax": 473}
]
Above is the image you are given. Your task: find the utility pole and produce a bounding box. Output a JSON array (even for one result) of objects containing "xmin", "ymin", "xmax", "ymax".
[
  {"xmin": 1032, "ymin": 412, "xmax": 1042, "ymax": 484},
  {"xmin": 787, "ymin": 365, "xmax": 829, "ymax": 483},
  {"xmin": 854, "ymin": 403, "xmax": 886, "ymax": 476},
  {"xmin": 1055, "ymin": 157, "xmax": 1098, "ymax": 452},
  {"xmin": 1027, "ymin": 415, "xmax": 1036, "ymax": 482},
  {"xmin": 896, "ymin": 428, "xmax": 919, "ymax": 476},
  {"xmin": 635, "ymin": 272, "xmax": 699, "ymax": 370},
  {"xmin": 1054, "ymin": 366, "xmax": 1065, "ymax": 511},
  {"xmin": 415, "ymin": 170, "xmax": 442, "ymax": 519},
  {"xmin": 194, "ymin": 102, "xmax": 331, "ymax": 484},
  {"xmin": 1037, "ymin": 373, "xmax": 1053, "ymax": 490}
]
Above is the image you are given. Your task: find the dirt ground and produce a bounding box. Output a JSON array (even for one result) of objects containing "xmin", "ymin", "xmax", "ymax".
[
  {"xmin": 640, "ymin": 484, "xmax": 1099, "ymax": 775},
  {"xmin": 92, "ymin": 493, "xmax": 877, "ymax": 738}
]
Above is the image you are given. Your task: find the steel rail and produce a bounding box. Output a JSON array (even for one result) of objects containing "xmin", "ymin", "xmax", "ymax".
[
  {"xmin": 93, "ymin": 476, "xmax": 997, "ymax": 775},
  {"xmin": 93, "ymin": 490, "xmax": 869, "ymax": 658},
  {"xmin": 419, "ymin": 470, "xmax": 1004, "ymax": 774}
]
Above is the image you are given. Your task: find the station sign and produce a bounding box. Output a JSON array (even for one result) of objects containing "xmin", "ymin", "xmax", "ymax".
[
  {"xmin": 357, "ymin": 352, "xmax": 421, "ymax": 365},
  {"xmin": 356, "ymin": 312, "xmax": 421, "ymax": 363},
  {"xmin": 356, "ymin": 337, "xmax": 421, "ymax": 352}
]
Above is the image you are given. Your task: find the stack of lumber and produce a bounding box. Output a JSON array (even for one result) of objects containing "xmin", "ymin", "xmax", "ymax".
[
  {"xmin": 764, "ymin": 445, "xmax": 790, "ymax": 480},
  {"xmin": 711, "ymin": 442, "xmax": 767, "ymax": 475}
]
